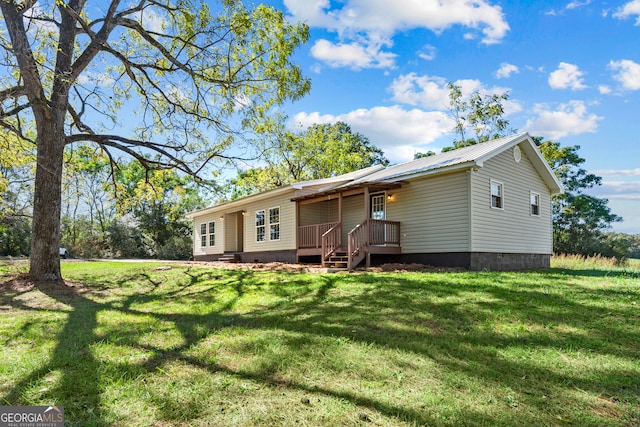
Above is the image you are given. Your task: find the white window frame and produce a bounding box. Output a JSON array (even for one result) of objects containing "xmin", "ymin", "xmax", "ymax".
[
  {"xmin": 200, "ymin": 223, "xmax": 207, "ymax": 247},
  {"xmin": 255, "ymin": 210, "xmax": 266, "ymax": 242},
  {"xmin": 269, "ymin": 206, "xmax": 280, "ymax": 241},
  {"xmin": 490, "ymin": 180, "xmax": 504, "ymax": 210},
  {"xmin": 208, "ymin": 221, "xmax": 216, "ymax": 246},
  {"xmin": 530, "ymin": 192, "xmax": 540, "ymax": 216}
]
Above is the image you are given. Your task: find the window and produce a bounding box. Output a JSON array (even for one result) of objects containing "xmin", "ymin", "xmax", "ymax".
[
  {"xmin": 256, "ymin": 210, "xmax": 266, "ymax": 242},
  {"xmin": 209, "ymin": 221, "xmax": 216, "ymax": 246},
  {"xmin": 530, "ymin": 192, "xmax": 540, "ymax": 216},
  {"xmin": 200, "ymin": 223, "xmax": 207, "ymax": 247},
  {"xmin": 491, "ymin": 181, "xmax": 503, "ymax": 209},
  {"xmin": 269, "ymin": 207, "xmax": 280, "ymax": 241}
]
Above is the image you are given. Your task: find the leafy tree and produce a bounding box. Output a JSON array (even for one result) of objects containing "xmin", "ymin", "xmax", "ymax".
[
  {"xmin": 446, "ymin": 82, "xmax": 512, "ymax": 149},
  {"xmin": 228, "ymin": 121, "xmax": 388, "ymax": 199},
  {"xmin": 534, "ymin": 138, "xmax": 622, "ymax": 256},
  {"xmin": 61, "ymin": 145, "xmax": 117, "ymax": 256},
  {"xmin": 0, "ymin": 132, "xmax": 35, "ymax": 256},
  {"xmin": 113, "ymin": 161, "xmax": 203, "ymax": 259},
  {"xmin": 0, "ymin": 0, "xmax": 310, "ymax": 281},
  {"xmin": 413, "ymin": 150, "xmax": 436, "ymax": 159}
]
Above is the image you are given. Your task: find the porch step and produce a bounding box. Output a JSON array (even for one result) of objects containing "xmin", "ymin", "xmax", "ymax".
[
  {"xmin": 324, "ymin": 255, "xmax": 348, "ymax": 269},
  {"xmin": 218, "ymin": 254, "xmax": 240, "ymax": 263}
]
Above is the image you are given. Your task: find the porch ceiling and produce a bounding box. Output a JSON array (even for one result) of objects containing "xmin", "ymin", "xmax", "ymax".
[{"xmin": 291, "ymin": 180, "xmax": 404, "ymax": 203}]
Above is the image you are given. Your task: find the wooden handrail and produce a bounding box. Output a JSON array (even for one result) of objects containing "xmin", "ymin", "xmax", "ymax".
[
  {"xmin": 347, "ymin": 221, "xmax": 367, "ymax": 271},
  {"xmin": 347, "ymin": 219, "xmax": 401, "ymax": 270},
  {"xmin": 321, "ymin": 222, "xmax": 342, "ymax": 264}
]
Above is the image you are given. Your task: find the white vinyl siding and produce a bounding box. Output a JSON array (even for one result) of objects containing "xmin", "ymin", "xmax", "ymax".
[
  {"xmin": 386, "ymin": 171, "xmax": 470, "ymax": 253},
  {"xmin": 242, "ymin": 192, "xmax": 297, "ymax": 253},
  {"xmin": 470, "ymin": 144, "xmax": 553, "ymax": 254},
  {"xmin": 341, "ymin": 194, "xmax": 366, "ymax": 244},
  {"xmin": 299, "ymin": 199, "xmax": 338, "ymax": 226},
  {"xmin": 193, "ymin": 213, "xmax": 223, "ymax": 256}
]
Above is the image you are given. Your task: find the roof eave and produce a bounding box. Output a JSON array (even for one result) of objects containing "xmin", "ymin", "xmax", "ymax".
[{"xmin": 185, "ymin": 186, "xmax": 295, "ymax": 219}]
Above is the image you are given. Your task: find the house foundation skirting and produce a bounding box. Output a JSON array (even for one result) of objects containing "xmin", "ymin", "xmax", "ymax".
[
  {"xmin": 370, "ymin": 252, "xmax": 550, "ymax": 271},
  {"xmin": 194, "ymin": 250, "xmax": 297, "ymax": 264},
  {"xmin": 195, "ymin": 251, "xmax": 549, "ymax": 271}
]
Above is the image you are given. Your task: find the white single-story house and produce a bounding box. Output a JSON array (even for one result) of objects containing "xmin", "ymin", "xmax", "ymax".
[{"xmin": 186, "ymin": 133, "xmax": 563, "ymax": 270}]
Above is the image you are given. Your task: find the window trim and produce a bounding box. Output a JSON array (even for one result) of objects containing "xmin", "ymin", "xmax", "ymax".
[
  {"xmin": 200, "ymin": 223, "xmax": 207, "ymax": 247},
  {"xmin": 255, "ymin": 209, "xmax": 266, "ymax": 242},
  {"xmin": 208, "ymin": 221, "xmax": 216, "ymax": 246},
  {"xmin": 530, "ymin": 191, "xmax": 541, "ymax": 216},
  {"xmin": 269, "ymin": 206, "xmax": 280, "ymax": 241},
  {"xmin": 490, "ymin": 180, "xmax": 504, "ymax": 210}
]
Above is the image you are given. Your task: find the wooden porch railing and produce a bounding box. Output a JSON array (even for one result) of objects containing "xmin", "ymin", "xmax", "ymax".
[
  {"xmin": 321, "ymin": 223, "xmax": 342, "ymax": 264},
  {"xmin": 297, "ymin": 222, "xmax": 338, "ymax": 249},
  {"xmin": 368, "ymin": 219, "xmax": 401, "ymax": 246},
  {"xmin": 348, "ymin": 219, "xmax": 401, "ymax": 271}
]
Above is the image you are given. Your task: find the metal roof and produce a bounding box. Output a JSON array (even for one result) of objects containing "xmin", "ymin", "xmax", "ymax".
[{"xmin": 187, "ymin": 132, "xmax": 562, "ymax": 218}]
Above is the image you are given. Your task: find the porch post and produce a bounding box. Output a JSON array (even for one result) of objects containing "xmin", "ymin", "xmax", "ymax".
[
  {"xmin": 295, "ymin": 200, "xmax": 300, "ymax": 262},
  {"xmin": 364, "ymin": 187, "xmax": 370, "ymax": 221},
  {"xmin": 338, "ymin": 193, "xmax": 343, "ymax": 248}
]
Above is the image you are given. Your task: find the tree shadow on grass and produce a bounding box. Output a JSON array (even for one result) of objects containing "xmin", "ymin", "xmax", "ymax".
[{"xmin": 1, "ymin": 267, "xmax": 639, "ymax": 426}]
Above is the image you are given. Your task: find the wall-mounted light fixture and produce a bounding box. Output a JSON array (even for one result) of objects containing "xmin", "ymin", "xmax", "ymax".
[
  {"xmin": 387, "ymin": 194, "xmax": 394, "ymax": 201},
  {"xmin": 219, "ymin": 215, "xmax": 224, "ymax": 220},
  {"xmin": 241, "ymin": 210, "xmax": 247, "ymax": 215}
]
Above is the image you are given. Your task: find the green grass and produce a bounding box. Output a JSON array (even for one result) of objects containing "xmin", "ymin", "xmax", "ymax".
[{"xmin": 1, "ymin": 259, "xmax": 638, "ymax": 426}]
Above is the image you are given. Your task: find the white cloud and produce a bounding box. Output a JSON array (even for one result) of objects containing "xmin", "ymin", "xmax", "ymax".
[
  {"xmin": 133, "ymin": 7, "xmax": 166, "ymax": 33},
  {"xmin": 593, "ymin": 168, "xmax": 640, "ymax": 176},
  {"xmin": 418, "ymin": 44, "xmax": 437, "ymax": 61},
  {"xmin": 495, "ymin": 62, "xmax": 519, "ymax": 79},
  {"xmin": 77, "ymin": 71, "xmax": 116, "ymax": 87},
  {"xmin": 591, "ymin": 181, "xmax": 640, "ymax": 198},
  {"xmin": 284, "ymin": 0, "xmax": 509, "ymax": 69},
  {"xmin": 388, "ymin": 74, "xmax": 453, "ymax": 109},
  {"xmin": 548, "ymin": 62, "xmax": 587, "ymax": 90},
  {"xmin": 291, "ymin": 106, "xmax": 454, "ymax": 163},
  {"xmin": 310, "ymin": 38, "xmax": 396, "ymax": 70},
  {"xmin": 388, "ymin": 74, "xmax": 521, "ymax": 115},
  {"xmin": 598, "ymin": 85, "xmax": 612, "ymax": 94},
  {"xmin": 613, "ymin": 0, "xmax": 640, "ymax": 25},
  {"xmin": 608, "ymin": 59, "xmax": 640, "ymax": 90},
  {"xmin": 567, "ymin": 0, "xmax": 591, "ymax": 10},
  {"xmin": 523, "ymin": 101, "xmax": 602, "ymax": 139}
]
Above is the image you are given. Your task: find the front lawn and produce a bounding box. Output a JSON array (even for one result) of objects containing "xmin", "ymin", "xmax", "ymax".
[{"xmin": 1, "ymin": 260, "xmax": 638, "ymax": 426}]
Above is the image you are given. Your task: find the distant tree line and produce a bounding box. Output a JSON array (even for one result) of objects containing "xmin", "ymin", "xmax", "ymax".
[{"xmin": 1, "ymin": 143, "xmax": 204, "ymax": 260}]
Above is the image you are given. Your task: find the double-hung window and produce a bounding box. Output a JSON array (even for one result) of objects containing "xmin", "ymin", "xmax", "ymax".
[
  {"xmin": 208, "ymin": 221, "xmax": 216, "ymax": 246},
  {"xmin": 530, "ymin": 192, "xmax": 540, "ymax": 216},
  {"xmin": 269, "ymin": 207, "xmax": 280, "ymax": 241},
  {"xmin": 491, "ymin": 180, "xmax": 503, "ymax": 209},
  {"xmin": 200, "ymin": 223, "xmax": 207, "ymax": 247},
  {"xmin": 256, "ymin": 210, "xmax": 266, "ymax": 242}
]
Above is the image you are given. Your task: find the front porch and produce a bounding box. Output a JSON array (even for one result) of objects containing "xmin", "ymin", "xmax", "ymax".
[
  {"xmin": 297, "ymin": 218, "xmax": 401, "ymax": 270},
  {"xmin": 294, "ymin": 180, "xmax": 403, "ymax": 270}
]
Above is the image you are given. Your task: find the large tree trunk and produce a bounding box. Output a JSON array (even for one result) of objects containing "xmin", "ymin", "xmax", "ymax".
[{"xmin": 29, "ymin": 123, "xmax": 65, "ymax": 282}]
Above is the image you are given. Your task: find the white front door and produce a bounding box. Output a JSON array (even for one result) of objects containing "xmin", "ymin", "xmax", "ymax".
[{"xmin": 370, "ymin": 194, "xmax": 386, "ymax": 220}]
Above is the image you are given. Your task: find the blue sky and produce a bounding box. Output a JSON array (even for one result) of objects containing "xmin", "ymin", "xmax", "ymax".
[{"xmin": 256, "ymin": 0, "xmax": 640, "ymax": 234}]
